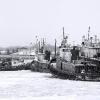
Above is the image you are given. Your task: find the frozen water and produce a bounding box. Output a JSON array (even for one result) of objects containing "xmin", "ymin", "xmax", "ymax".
[{"xmin": 0, "ymin": 70, "xmax": 100, "ymax": 100}]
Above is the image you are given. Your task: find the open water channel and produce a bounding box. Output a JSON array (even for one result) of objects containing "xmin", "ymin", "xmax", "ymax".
[{"xmin": 0, "ymin": 70, "xmax": 100, "ymax": 100}]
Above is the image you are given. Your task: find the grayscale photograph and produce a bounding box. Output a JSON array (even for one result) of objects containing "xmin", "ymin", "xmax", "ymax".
[{"xmin": 0, "ymin": 0, "xmax": 100, "ymax": 100}]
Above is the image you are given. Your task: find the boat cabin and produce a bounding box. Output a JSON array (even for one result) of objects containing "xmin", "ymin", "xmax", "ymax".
[{"xmin": 59, "ymin": 47, "xmax": 72, "ymax": 62}]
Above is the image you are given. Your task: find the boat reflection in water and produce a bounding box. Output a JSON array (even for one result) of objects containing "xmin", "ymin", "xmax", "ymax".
[{"xmin": 49, "ymin": 27, "xmax": 100, "ymax": 81}]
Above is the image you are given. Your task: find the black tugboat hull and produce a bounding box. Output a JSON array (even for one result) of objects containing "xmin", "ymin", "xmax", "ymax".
[
  {"xmin": 49, "ymin": 61, "xmax": 100, "ymax": 81},
  {"xmin": 49, "ymin": 64, "xmax": 76, "ymax": 79},
  {"xmin": 30, "ymin": 60, "xmax": 50, "ymax": 73}
]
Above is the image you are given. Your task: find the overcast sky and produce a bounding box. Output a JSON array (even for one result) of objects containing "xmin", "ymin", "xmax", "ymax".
[{"xmin": 0, "ymin": 0, "xmax": 100, "ymax": 47}]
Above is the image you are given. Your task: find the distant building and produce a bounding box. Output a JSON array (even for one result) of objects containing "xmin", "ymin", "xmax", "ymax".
[
  {"xmin": 0, "ymin": 50, "xmax": 7, "ymax": 55},
  {"xmin": 12, "ymin": 48, "xmax": 36, "ymax": 56}
]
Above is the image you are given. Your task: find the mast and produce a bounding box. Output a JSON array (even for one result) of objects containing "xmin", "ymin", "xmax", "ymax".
[
  {"xmin": 35, "ymin": 35, "xmax": 38, "ymax": 53},
  {"xmin": 95, "ymin": 35, "xmax": 97, "ymax": 44},
  {"xmin": 38, "ymin": 41, "xmax": 40, "ymax": 52},
  {"xmin": 63, "ymin": 27, "xmax": 65, "ymax": 39},
  {"xmin": 43, "ymin": 38, "xmax": 45, "ymax": 53},
  {"xmin": 55, "ymin": 39, "xmax": 57, "ymax": 57},
  {"xmin": 88, "ymin": 26, "xmax": 90, "ymax": 40}
]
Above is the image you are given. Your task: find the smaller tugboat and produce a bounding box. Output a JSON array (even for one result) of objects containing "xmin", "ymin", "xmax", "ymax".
[
  {"xmin": 30, "ymin": 38, "xmax": 50, "ymax": 73},
  {"xmin": 49, "ymin": 27, "xmax": 100, "ymax": 81}
]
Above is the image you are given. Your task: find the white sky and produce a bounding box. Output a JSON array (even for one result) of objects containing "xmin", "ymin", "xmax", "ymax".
[{"xmin": 0, "ymin": 0, "xmax": 100, "ymax": 47}]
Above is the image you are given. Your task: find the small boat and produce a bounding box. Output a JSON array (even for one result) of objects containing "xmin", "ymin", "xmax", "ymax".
[
  {"xmin": 49, "ymin": 27, "xmax": 100, "ymax": 81},
  {"xmin": 30, "ymin": 53, "xmax": 50, "ymax": 73},
  {"xmin": 0, "ymin": 57, "xmax": 33, "ymax": 71},
  {"xmin": 30, "ymin": 39, "xmax": 50, "ymax": 73}
]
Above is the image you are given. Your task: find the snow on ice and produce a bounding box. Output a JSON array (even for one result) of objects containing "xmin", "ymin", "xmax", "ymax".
[{"xmin": 0, "ymin": 70, "xmax": 100, "ymax": 100}]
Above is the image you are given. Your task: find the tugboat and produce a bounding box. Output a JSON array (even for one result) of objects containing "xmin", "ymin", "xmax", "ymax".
[
  {"xmin": 0, "ymin": 56, "xmax": 33, "ymax": 71},
  {"xmin": 30, "ymin": 38, "xmax": 50, "ymax": 73},
  {"xmin": 49, "ymin": 27, "xmax": 100, "ymax": 81},
  {"xmin": 49, "ymin": 27, "xmax": 76, "ymax": 79}
]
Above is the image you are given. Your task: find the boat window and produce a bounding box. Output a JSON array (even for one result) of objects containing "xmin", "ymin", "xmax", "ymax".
[
  {"xmin": 50, "ymin": 58, "xmax": 56, "ymax": 63},
  {"xmin": 14, "ymin": 62, "xmax": 16, "ymax": 64},
  {"xmin": 19, "ymin": 59, "xmax": 24, "ymax": 62},
  {"xmin": 62, "ymin": 49, "xmax": 69, "ymax": 52}
]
